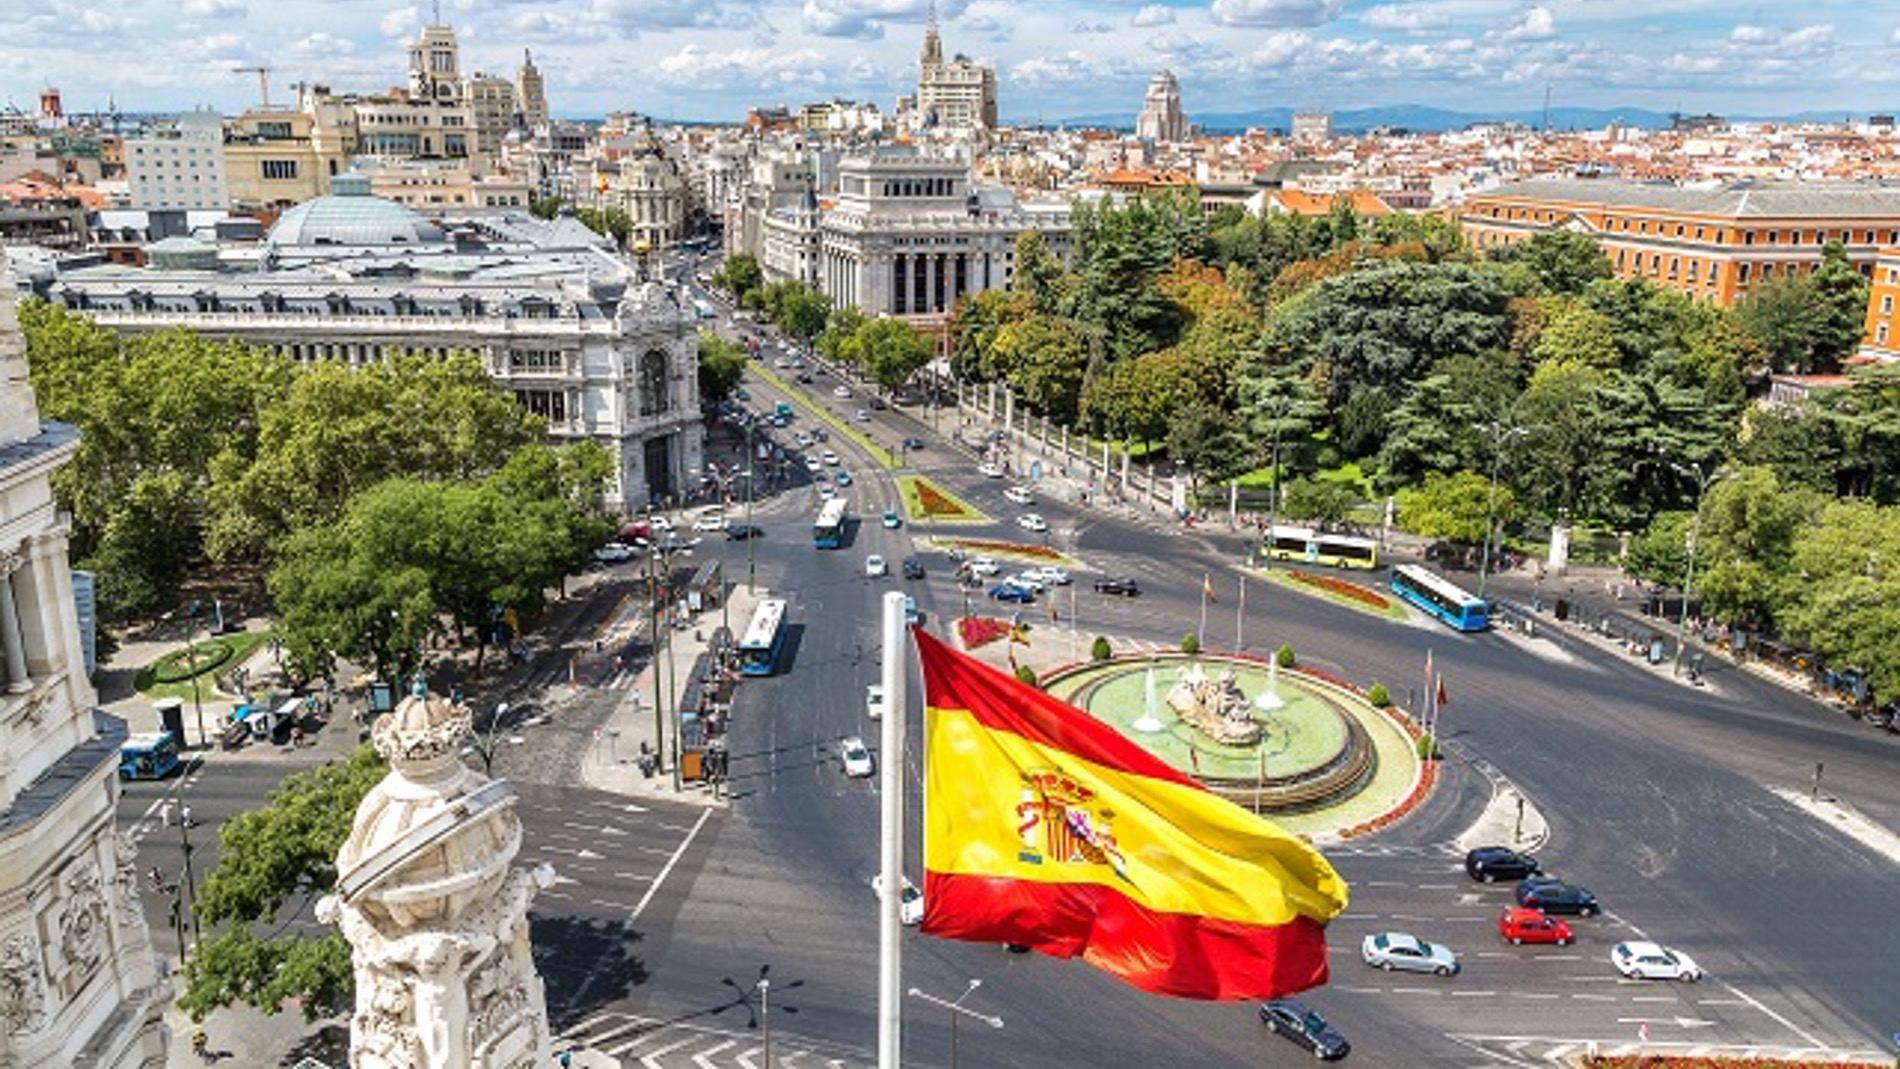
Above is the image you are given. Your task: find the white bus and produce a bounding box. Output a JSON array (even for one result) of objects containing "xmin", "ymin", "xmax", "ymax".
[
  {"xmin": 813, "ymin": 498, "xmax": 849, "ymax": 549},
  {"xmin": 738, "ymin": 597, "xmax": 790, "ymax": 676}
]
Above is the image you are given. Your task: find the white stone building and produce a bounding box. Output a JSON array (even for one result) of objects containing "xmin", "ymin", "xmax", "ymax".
[
  {"xmin": 1136, "ymin": 71, "xmax": 1189, "ymax": 144},
  {"xmin": 915, "ymin": 13, "xmax": 997, "ymax": 133},
  {"xmin": 34, "ymin": 177, "xmax": 702, "ymax": 514},
  {"xmin": 0, "ymin": 262, "xmax": 169, "ymax": 1068},
  {"xmin": 123, "ymin": 109, "xmax": 227, "ymax": 211}
]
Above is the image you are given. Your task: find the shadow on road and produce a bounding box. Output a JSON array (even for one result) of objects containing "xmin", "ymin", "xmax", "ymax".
[{"xmin": 536, "ymin": 915, "xmax": 651, "ymax": 1029}]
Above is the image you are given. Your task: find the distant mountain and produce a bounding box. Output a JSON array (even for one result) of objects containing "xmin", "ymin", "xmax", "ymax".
[{"xmin": 1025, "ymin": 103, "xmax": 1875, "ymax": 135}]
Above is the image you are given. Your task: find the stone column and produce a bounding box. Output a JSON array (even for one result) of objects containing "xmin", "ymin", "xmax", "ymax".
[
  {"xmin": 0, "ymin": 561, "xmax": 29, "ymax": 694},
  {"xmin": 925, "ymin": 255, "xmax": 938, "ymax": 314}
]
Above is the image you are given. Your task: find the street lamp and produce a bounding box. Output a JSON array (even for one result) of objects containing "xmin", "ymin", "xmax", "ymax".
[
  {"xmin": 1669, "ymin": 460, "xmax": 1732, "ymax": 677},
  {"xmin": 722, "ymin": 966, "xmax": 801, "ymax": 1067},
  {"xmin": 908, "ymin": 980, "xmax": 1004, "ymax": 1069},
  {"xmin": 1474, "ymin": 420, "xmax": 1528, "ymax": 601}
]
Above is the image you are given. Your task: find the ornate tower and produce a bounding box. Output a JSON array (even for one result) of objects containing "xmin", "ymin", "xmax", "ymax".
[
  {"xmin": 319, "ymin": 690, "xmax": 554, "ymax": 1069},
  {"xmin": 0, "ymin": 260, "xmax": 168, "ymax": 1066},
  {"xmin": 407, "ymin": 20, "xmax": 464, "ymax": 105},
  {"xmin": 515, "ymin": 50, "xmax": 548, "ymax": 133}
]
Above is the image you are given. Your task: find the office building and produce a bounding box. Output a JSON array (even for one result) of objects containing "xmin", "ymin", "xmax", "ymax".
[{"xmin": 1136, "ymin": 72, "xmax": 1188, "ymax": 144}]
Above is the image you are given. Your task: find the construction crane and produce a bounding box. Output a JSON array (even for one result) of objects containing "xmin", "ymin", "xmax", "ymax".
[{"xmin": 231, "ymin": 66, "xmax": 272, "ymax": 109}]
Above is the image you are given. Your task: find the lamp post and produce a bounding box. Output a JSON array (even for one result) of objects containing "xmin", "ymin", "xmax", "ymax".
[
  {"xmin": 908, "ymin": 979, "xmax": 1004, "ymax": 1069},
  {"xmin": 1669, "ymin": 460, "xmax": 1730, "ymax": 677},
  {"xmin": 1474, "ymin": 420, "xmax": 1528, "ymax": 601},
  {"xmin": 745, "ymin": 424, "xmax": 758, "ymax": 594},
  {"xmin": 723, "ymin": 967, "xmax": 801, "ymax": 1067}
]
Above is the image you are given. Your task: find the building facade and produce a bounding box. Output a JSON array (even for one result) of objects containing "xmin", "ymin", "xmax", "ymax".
[
  {"xmin": 1462, "ymin": 178, "xmax": 1900, "ymax": 308},
  {"xmin": 1291, "ymin": 111, "xmax": 1333, "ymax": 143},
  {"xmin": 35, "ymin": 178, "xmax": 701, "ymax": 513},
  {"xmin": 916, "ymin": 15, "xmax": 997, "ymax": 133},
  {"xmin": 0, "ymin": 261, "xmax": 169, "ymax": 1069},
  {"xmin": 1135, "ymin": 71, "xmax": 1188, "ymax": 144},
  {"xmin": 516, "ymin": 51, "xmax": 549, "ymax": 133},
  {"xmin": 1858, "ymin": 246, "xmax": 1900, "ymax": 362},
  {"xmin": 123, "ymin": 109, "xmax": 227, "ymax": 211}
]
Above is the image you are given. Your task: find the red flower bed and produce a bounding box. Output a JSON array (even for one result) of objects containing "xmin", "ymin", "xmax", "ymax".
[
  {"xmin": 1286, "ymin": 569, "xmax": 1390, "ymax": 610},
  {"xmin": 1341, "ymin": 758, "xmax": 1437, "ymax": 839},
  {"xmin": 914, "ymin": 480, "xmax": 979, "ymax": 519},
  {"xmin": 941, "ymin": 537, "xmax": 1064, "ymax": 561},
  {"xmin": 957, "ymin": 616, "xmax": 1011, "ymax": 649},
  {"xmin": 1587, "ymin": 1060, "xmax": 1871, "ymax": 1069}
]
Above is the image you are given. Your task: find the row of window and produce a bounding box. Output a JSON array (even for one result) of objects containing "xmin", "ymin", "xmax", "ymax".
[
  {"xmin": 131, "ymin": 145, "xmax": 209, "ymax": 155},
  {"xmin": 261, "ymin": 160, "xmax": 298, "ymax": 180},
  {"xmin": 1473, "ymin": 205, "xmax": 1900, "ymax": 248},
  {"xmin": 883, "ymin": 178, "xmax": 958, "ymax": 198}
]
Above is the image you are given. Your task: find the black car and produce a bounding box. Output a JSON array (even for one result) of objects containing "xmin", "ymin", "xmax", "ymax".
[
  {"xmin": 1514, "ymin": 877, "xmax": 1599, "ymax": 916},
  {"xmin": 901, "ymin": 558, "xmax": 926, "ymax": 580},
  {"xmin": 1258, "ymin": 998, "xmax": 1349, "ymax": 1061},
  {"xmin": 901, "ymin": 436, "xmax": 926, "ymax": 450},
  {"xmin": 1465, "ymin": 846, "xmax": 1540, "ymax": 883},
  {"xmin": 725, "ymin": 524, "xmax": 765, "ymax": 540},
  {"xmin": 1093, "ymin": 576, "xmax": 1141, "ymax": 597}
]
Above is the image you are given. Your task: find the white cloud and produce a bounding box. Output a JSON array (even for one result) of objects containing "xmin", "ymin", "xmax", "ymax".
[
  {"xmin": 799, "ymin": 0, "xmax": 952, "ymax": 39},
  {"xmin": 380, "ymin": 6, "xmax": 421, "ymax": 37},
  {"xmin": 1495, "ymin": 7, "xmax": 1556, "ymax": 42},
  {"xmin": 1361, "ymin": 4, "xmax": 1450, "ymax": 34},
  {"xmin": 1010, "ymin": 51, "xmax": 1101, "ymax": 87},
  {"xmin": 1247, "ymin": 30, "xmax": 1313, "ymax": 66},
  {"xmin": 1209, "ymin": 0, "xmax": 1345, "ymax": 30},
  {"xmin": 285, "ymin": 32, "xmax": 357, "ymax": 58},
  {"xmin": 182, "ymin": 0, "xmax": 248, "ymax": 17},
  {"xmin": 1729, "ymin": 24, "xmax": 1773, "ymax": 45},
  {"xmin": 1130, "ymin": 5, "xmax": 1173, "ymax": 28},
  {"xmin": 1074, "ymin": 20, "xmax": 1110, "ymax": 34},
  {"xmin": 654, "ymin": 43, "xmax": 831, "ymax": 88}
]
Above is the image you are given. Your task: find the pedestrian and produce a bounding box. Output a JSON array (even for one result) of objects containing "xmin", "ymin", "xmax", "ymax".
[
  {"xmin": 160, "ymin": 800, "xmax": 174, "ymax": 828},
  {"xmin": 191, "ymin": 1029, "xmax": 209, "ymax": 1063},
  {"xmin": 180, "ymin": 805, "xmax": 193, "ymax": 829},
  {"xmin": 148, "ymin": 866, "xmax": 164, "ymax": 893}
]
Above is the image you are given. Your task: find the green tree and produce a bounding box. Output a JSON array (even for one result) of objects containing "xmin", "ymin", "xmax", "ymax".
[
  {"xmin": 1279, "ymin": 476, "xmax": 1363, "ymax": 528},
  {"xmin": 89, "ymin": 471, "xmax": 199, "ymax": 616},
  {"xmin": 1665, "ymin": 466, "xmax": 1822, "ymax": 629},
  {"xmin": 206, "ymin": 353, "xmax": 544, "ymax": 562},
  {"xmin": 697, "ymin": 330, "xmax": 748, "ymax": 402},
  {"xmin": 1396, "ymin": 470, "xmax": 1509, "ymax": 545},
  {"xmin": 574, "ymin": 205, "xmax": 632, "ymax": 245},
  {"xmin": 1488, "ymin": 231, "xmax": 1613, "ymax": 296},
  {"xmin": 761, "ymin": 280, "xmax": 830, "ymax": 342},
  {"xmin": 1531, "ymin": 300, "xmax": 1620, "ymax": 369},
  {"xmin": 818, "ymin": 306, "xmax": 869, "ymax": 368},
  {"xmin": 854, "ymin": 317, "xmax": 933, "ymax": 394},
  {"xmin": 1781, "ymin": 498, "xmax": 1900, "ymax": 698},
  {"xmin": 529, "ymin": 195, "xmax": 564, "ymax": 220},
  {"xmin": 1731, "ymin": 248, "xmax": 1868, "ymax": 376},
  {"xmin": 990, "ymin": 314, "xmax": 1088, "ymax": 422},
  {"xmin": 1166, "ymin": 401, "xmax": 1251, "ymax": 486},
  {"xmin": 946, "ymin": 288, "xmax": 1028, "ymax": 381},
  {"xmin": 714, "ymin": 253, "xmax": 764, "ymax": 304},
  {"xmin": 1808, "ymin": 241, "xmax": 1873, "ymax": 372},
  {"xmin": 1376, "ymin": 351, "xmax": 1524, "ymax": 491},
  {"xmin": 1011, "ymin": 229, "xmax": 1070, "ymax": 316},
  {"xmin": 180, "ymin": 744, "xmax": 387, "ymax": 1022},
  {"xmin": 1514, "ymin": 360, "xmax": 1612, "ymax": 517}
]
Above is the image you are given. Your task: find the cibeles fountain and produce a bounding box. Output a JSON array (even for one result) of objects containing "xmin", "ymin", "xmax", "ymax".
[{"xmin": 318, "ymin": 686, "xmax": 557, "ymax": 1068}]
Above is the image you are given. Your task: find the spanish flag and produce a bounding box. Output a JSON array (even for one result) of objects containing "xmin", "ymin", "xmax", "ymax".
[{"xmin": 916, "ymin": 628, "xmax": 1347, "ymax": 1000}]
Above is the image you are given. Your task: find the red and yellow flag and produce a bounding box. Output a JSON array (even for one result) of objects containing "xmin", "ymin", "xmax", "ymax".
[{"xmin": 916, "ymin": 628, "xmax": 1348, "ymax": 1000}]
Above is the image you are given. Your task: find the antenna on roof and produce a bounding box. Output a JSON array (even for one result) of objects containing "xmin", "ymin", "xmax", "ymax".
[{"xmin": 432, "ymin": 0, "xmax": 442, "ymax": 26}]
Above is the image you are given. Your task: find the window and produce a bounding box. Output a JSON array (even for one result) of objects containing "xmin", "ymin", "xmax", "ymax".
[
  {"xmin": 515, "ymin": 388, "xmax": 568, "ymax": 423},
  {"xmin": 1883, "ymin": 295, "xmax": 1894, "ymax": 315},
  {"xmin": 637, "ymin": 349, "xmax": 671, "ymax": 417},
  {"xmin": 1879, "ymin": 324, "xmax": 1890, "ymax": 345},
  {"xmin": 1738, "ymin": 263, "xmax": 1752, "ymax": 282},
  {"xmin": 261, "ymin": 159, "xmax": 298, "ymax": 180}
]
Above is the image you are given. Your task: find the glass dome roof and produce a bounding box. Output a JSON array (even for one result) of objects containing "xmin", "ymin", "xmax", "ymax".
[{"xmin": 266, "ymin": 173, "xmax": 446, "ymax": 249}]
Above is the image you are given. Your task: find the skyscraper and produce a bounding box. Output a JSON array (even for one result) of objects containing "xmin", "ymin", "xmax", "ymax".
[
  {"xmin": 517, "ymin": 49, "xmax": 548, "ymax": 133},
  {"xmin": 1135, "ymin": 71, "xmax": 1188, "ymax": 143},
  {"xmin": 915, "ymin": 5, "xmax": 997, "ymax": 133}
]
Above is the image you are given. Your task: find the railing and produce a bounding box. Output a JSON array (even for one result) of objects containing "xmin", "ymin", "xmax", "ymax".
[{"xmin": 79, "ymin": 309, "xmax": 619, "ymax": 335}]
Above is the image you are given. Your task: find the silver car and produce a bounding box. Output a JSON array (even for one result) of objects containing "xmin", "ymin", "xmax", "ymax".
[{"xmin": 1360, "ymin": 932, "xmax": 1460, "ymax": 976}]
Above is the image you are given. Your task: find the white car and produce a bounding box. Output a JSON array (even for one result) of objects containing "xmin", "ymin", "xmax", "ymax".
[
  {"xmin": 840, "ymin": 736, "xmax": 875, "ymax": 778},
  {"xmin": 593, "ymin": 543, "xmax": 637, "ymax": 563},
  {"xmin": 1005, "ymin": 572, "xmax": 1046, "ymax": 594},
  {"xmin": 805, "ymin": 456, "xmax": 824, "ymax": 474},
  {"xmin": 691, "ymin": 513, "xmax": 727, "ymax": 532},
  {"xmin": 1024, "ymin": 565, "xmax": 1071, "ymax": 586},
  {"xmin": 977, "ymin": 463, "xmax": 1005, "ymax": 479},
  {"xmin": 1611, "ymin": 941, "xmax": 1703, "ymax": 982},
  {"xmin": 648, "ymin": 515, "xmax": 675, "ymax": 532},
  {"xmin": 871, "ymin": 873, "xmax": 924, "ymax": 926},
  {"xmin": 822, "ymin": 449, "xmax": 841, "ymax": 466},
  {"xmin": 1360, "ymin": 932, "xmax": 1460, "ymax": 977},
  {"xmin": 833, "ymin": 385, "xmax": 852, "ymax": 399},
  {"xmin": 1017, "ymin": 513, "xmax": 1048, "ymax": 533},
  {"xmin": 967, "ymin": 556, "xmax": 1001, "ymax": 577},
  {"xmin": 866, "ymin": 683, "xmax": 886, "ymax": 720},
  {"xmin": 774, "ymin": 356, "xmax": 793, "ymax": 369},
  {"xmin": 818, "ymin": 484, "xmax": 838, "ymax": 500},
  {"xmin": 795, "ymin": 431, "xmax": 814, "ymax": 447},
  {"xmin": 1003, "ymin": 486, "xmax": 1034, "ymax": 506},
  {"xmin": 865, "ymin": 554, "xmax": 888, "ymax": 577}
]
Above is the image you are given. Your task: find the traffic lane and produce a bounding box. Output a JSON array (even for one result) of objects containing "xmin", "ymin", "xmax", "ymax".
[{"xmin": 1325, "ymin": 852, "xmax": 1872, "ymax": 1051}]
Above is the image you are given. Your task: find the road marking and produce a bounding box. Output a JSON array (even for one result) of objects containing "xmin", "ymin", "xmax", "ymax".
[
  {"xmin": 637, "ymin": 1037, "xmax": 696, "ymax": 1066},
  {"xmin": 1389, "ymin": 987, "xmax": 1444, "ymax": 995},
  {"xmin": 693, "ymin": 1039, "xmax": 737, "ymax": 1067},
  {"xmin": 1511, "ymin": 992, "xmax": 1561, "ymax": 1000},
  {"xmin": 1715, "ymin": 979, "xmax": 1829, "ymax": 1049},
  {"xmin": 631, "ymin": 807, "xmax": 713, "ymax": 921},
  {"xmin": 1571, "ymin": 994, "xmax": 1616, "ymax": 1002},
  {"xmin": 1450, "ymin": 990, "xmax": 1496, "ymax": 997},
  {"xmin": 1629, "ymin": 996, "xmax": 1679, "ymax": 1003},
  {"xmin": 1696, "ymin": 998, "xmax": 1748, "ymax": 1007}
]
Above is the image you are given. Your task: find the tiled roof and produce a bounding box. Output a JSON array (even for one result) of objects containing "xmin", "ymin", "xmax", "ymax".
[{"xmin": 1482, "ymin": 178, "xmax": 1900, "ymax": 218}]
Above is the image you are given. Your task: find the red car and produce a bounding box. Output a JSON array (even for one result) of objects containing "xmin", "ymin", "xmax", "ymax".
[{"xmin": 1498, "ymin": 907, "xmax": 1574, "ymax": 946}]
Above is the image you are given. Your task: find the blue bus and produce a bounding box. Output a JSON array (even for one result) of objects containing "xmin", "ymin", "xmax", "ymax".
[
  {"xmin": 813, "ymin": 498, "xmax": 849, "ymax": 549},
  {"xmin": 738, "ymin": 597, "xmax": 790, "ymax": 676},
  {"xmin": 119, "ymin": 732, "xmax": 181, "ymax": 781},
  {"xmin": 1390, "ymin": 564, "xmax": 1489, "ymax": 632}
]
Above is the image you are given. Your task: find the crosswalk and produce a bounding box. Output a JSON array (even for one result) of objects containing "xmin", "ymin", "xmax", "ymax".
[
  {"xmin": 1446, "ymin": 1034, "xmax": 1890, "ymax": 1066},
  {"xmin": 556, "ymin": 1011, "xmax": 870, "ymax": 1068}
]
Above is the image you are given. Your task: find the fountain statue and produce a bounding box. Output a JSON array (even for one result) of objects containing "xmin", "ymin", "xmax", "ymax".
[
  {"xmin": 318, "ymin": 689, "xmax": 556, "ymax": 1069},
  {"xmin": 1166, "ymin": 663, "xmax": 1264, "ymax": 746},
  {"xmin": 1131, "ymin": 659, "xmax": 1167, "ymax": 733},
  {"xmin": 1255, "ymin": 657, "xmax": 1286, "ymax": 713}
]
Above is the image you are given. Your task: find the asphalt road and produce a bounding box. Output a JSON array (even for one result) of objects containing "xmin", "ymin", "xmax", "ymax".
[{"xmin": 123, "ymin": 300, "xmax": 1900, "ymax": 1066}]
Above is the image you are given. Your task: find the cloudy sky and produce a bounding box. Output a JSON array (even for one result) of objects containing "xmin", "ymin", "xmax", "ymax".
[{"xmin": 7, "ymin": 0, "xmax": 1900, "ymax": 124}]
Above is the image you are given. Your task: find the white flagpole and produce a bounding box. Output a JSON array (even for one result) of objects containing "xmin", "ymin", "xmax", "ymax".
[
  {"xmin": 878, "ymin": 592, "xmax": 907, "ymax": 1069},
  {"xmin": 1198, "ymin": 573, "xmax": 1209, "ymax": 648},
  {"xmin": 1236, "ymin": 575, "xmax": 1245, "ymax": 652}
]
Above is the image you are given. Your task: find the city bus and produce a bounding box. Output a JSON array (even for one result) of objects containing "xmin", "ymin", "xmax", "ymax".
[
  {"xmin": 813, "ymin": 498, "xmax": 849, "ymax": 549},
  {"xmin": 738, "ymin": 597, "xmax": 790, "ymax": 676},
  {"xmin": 119, "ymin": 731, "xmax": 181, "ymax": 781},
  {"xmin": 1264, "ymin": 525, "xmax": 1379, "ymax": 569},
  {"xmin": 1390, "ymin": 564, "xmax": 1489, "ymax": 632},
  {"xmin": 692, "ymin": 298, "xmax": 715, "ymax": 319}
]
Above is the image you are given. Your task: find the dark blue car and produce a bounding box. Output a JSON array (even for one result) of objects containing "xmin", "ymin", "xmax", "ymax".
[
  {"xmin": 1514, "ymin": 876, "xmax": 1600, "ymax": 916},
  {"xmin": 1259, "ymin": 999, "xmax": 1349, "ymax": 1060},
  {"xmin": 988, "ymin": 583, "xmax": 1036, "ymax": 603}
]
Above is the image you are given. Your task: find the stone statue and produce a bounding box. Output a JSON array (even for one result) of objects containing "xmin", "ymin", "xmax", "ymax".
[
  {"xmin": 319, "ymin": 691, "xmax": 556, "ymax": 1069},
  {"xmin": 1166, "ymin": 663, "xmax": 1264, "ymax": 747}
]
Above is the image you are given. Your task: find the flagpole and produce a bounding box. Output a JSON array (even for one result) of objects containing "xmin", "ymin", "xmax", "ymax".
[
  {"xmin": 1198, "ymin": 573, "xmax": 1209, "ymax": 649},
  {"xmin": 1235, "ymin": 575, "xmax": 1245, "ymax": 652},
  {"xmin": 878, "ymin": 592, "xmax": 907, "ymax": 1069}
]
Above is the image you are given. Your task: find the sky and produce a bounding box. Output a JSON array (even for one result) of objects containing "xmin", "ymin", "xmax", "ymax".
[{"xmin": 7, "ymin": 0, "xmax": 1900, "ymax": 125}]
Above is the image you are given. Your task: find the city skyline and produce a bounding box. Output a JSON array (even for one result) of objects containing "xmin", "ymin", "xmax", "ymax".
[{"xmin": 6, "ymin": 0, "xmax": 1900, "ymax": 126}]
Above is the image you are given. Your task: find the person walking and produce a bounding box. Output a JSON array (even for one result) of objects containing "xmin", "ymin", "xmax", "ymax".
[{"xmin": 180, "ymin": 804, "xmax": 193, "ymax": 829}]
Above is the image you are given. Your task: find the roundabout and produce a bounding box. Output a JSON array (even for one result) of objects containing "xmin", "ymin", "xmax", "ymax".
[{"xmin": 1041, "ymin": 651, "xmax": 1427, "ymax": 840}]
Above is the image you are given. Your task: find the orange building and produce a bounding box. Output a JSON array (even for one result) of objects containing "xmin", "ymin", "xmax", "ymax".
[
  {"xmin": 1461, "ymin": 178, "xmax": 1900, "ymax": 308},
  {"xmin": 1859, "ymin": 246, "xmax": 1900, "ymax": 362}
]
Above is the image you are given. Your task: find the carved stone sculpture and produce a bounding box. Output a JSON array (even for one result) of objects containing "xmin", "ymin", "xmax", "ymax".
[
  {"xmin": 0, "ymin": 932, "xmax": 46, "ymax": 1036},
  {"xmin": 319, "ymin": 688, "xmax": 554, "ymax": 1069},
  {"xmin": 1166, "ymin": 663, "xmax": 1265, "ymax": 746}
]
